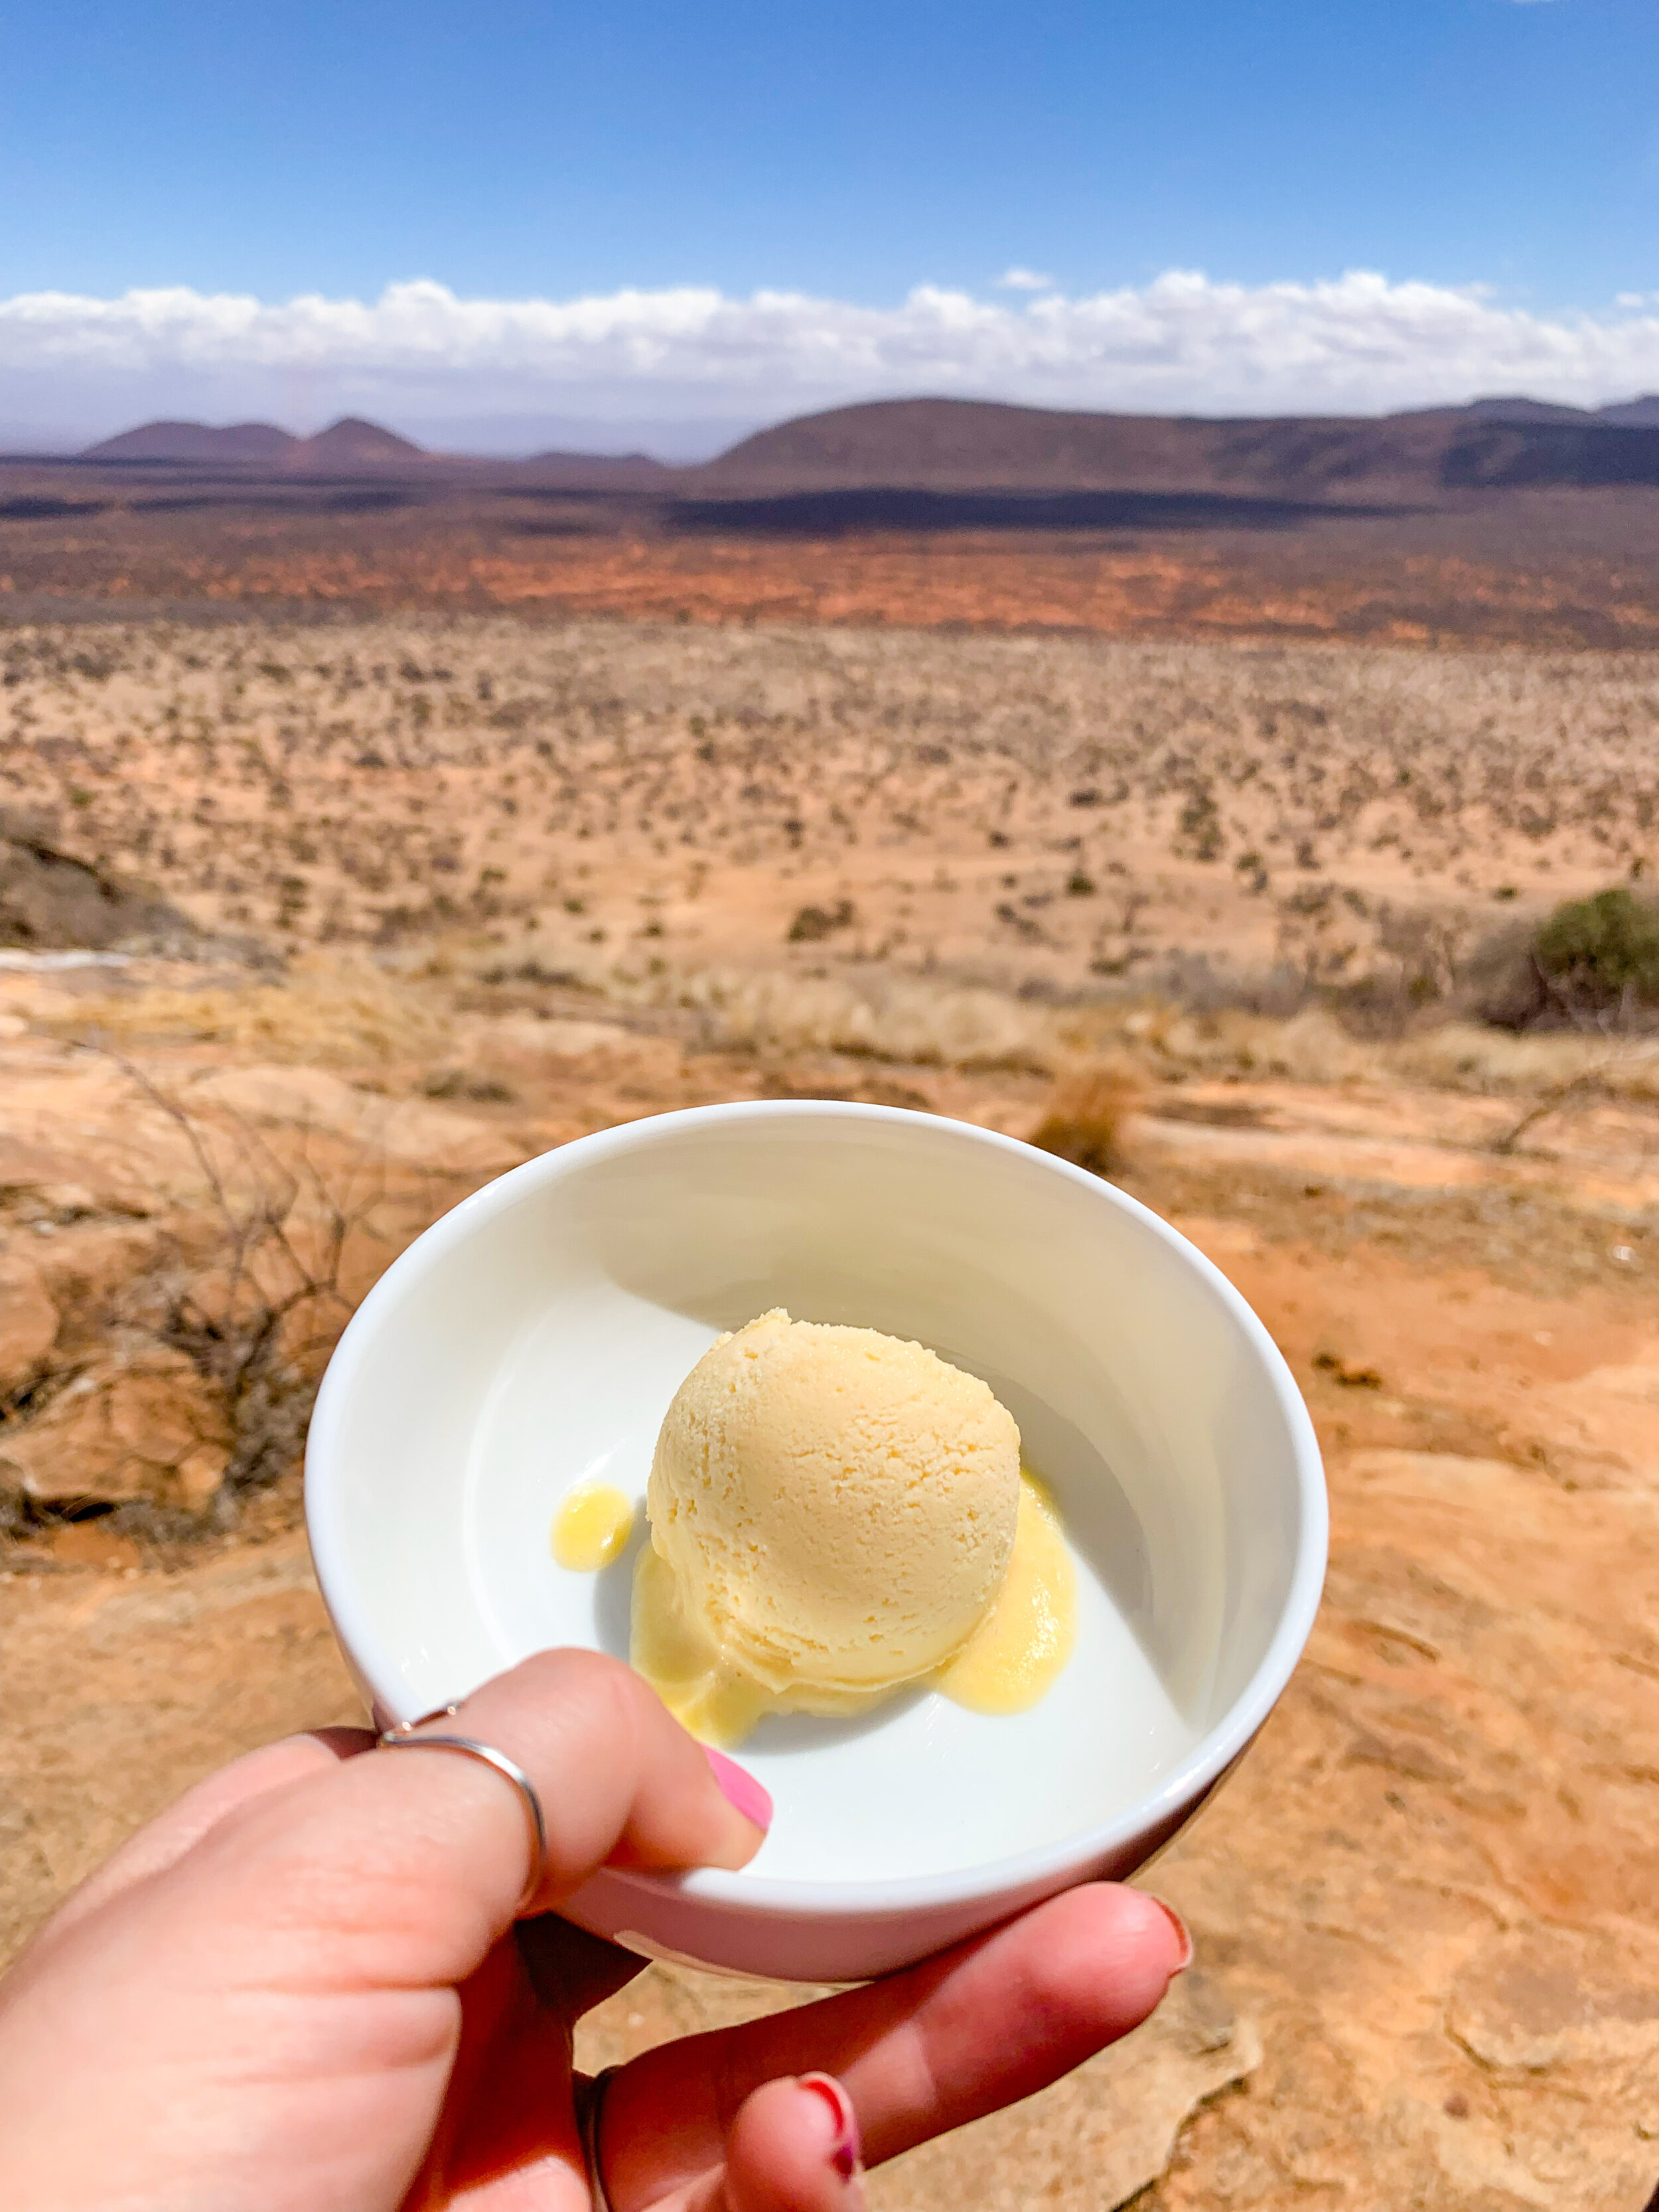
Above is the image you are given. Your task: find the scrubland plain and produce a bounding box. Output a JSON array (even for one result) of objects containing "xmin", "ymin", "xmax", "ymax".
[
  {"xmin": 5, "ymin": 616, "xmax": 1656, "ymax": 1000},
  {"xmin": 2, "ymin": 561, "xmax": 1658, "ymax": 2212},
  {"xmin": 6, "ymin": 445, "xmax": 1659, "ymax": 648}
]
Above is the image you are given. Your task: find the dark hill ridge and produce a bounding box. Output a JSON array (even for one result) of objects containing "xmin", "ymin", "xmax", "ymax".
[
  {"xmin": 84, "ymin": 420, "xmax": 297, "ymax": 465},
  {"xmin": 689, "ymin": 395, "xmax": 1659, "ymax": 500},
  {"xmin": 1471, "ymin": 392, "xmax": 1659, "ymax": 429},
  {"xmin": 691, "ymin": 397, "xmax": 1446, "ymax": 494},
  {"xmin": 293, "ymin": 416, "xmax": 424, "ymax": 471},
  {"xmin": 520, "ymin": 449, "xmax": 675, "ymax": 490},
  {"xmin": 72, "ymin": 393, "xmax": 1659, "ymax": 503},
  {"xmin": 80, "ymin": 416, "xmax": 676, "ymax": 488},
  {"xmin": 1468, "ymin": 396, "xmax": 1599, "ymax": 425},
  {"xmin": 84, "ymin": 415, "xmax": 425, "ymax": 473}
]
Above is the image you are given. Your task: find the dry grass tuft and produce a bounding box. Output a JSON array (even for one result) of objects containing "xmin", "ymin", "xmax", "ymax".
[
  {"xmin": 1028, "ymin": 1063, "xmax": 1144, "ymax": 1176},
  {"xmin": 1391, "ymin": 1021, "xmax": 1659, "ymax": 1103},
  {"xmin": 599, "ymin": 952, "xmax": 1659, "ymax": 1107},
  {"xmin": 601, "ymin": 957, "xmax": 1064, "ymax": 1072},
  {"xmin": 33, "ymin": 959, "xmax": 450, "ymax": 1068}
]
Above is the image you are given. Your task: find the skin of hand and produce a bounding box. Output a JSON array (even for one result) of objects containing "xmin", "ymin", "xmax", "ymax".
[{"xmin": 0, "ymin": 1648, "xmax": 1190, "ymax": 2212}]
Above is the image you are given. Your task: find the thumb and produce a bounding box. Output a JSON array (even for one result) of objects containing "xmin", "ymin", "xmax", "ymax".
[
  {"xmin": 693, "ymin": 2074, "xmax": 865, "ymax": 2212},
  {"xmin": 0, "ymin": 1653, "xmax": 770, "ymax": 2212}
]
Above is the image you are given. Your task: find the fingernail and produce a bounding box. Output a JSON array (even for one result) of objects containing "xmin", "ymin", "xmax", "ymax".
[
  {"xmin": 1149, "ymin": 1895, "xmax": 1194, "ymax": 1972},
  {"xmin": 798, "ymin": 2072, "xmax": 862, "ymax": 2181},
  {"xmin": 702, "ymin": 1746, "xmax": 773, "ymax": 1830}
]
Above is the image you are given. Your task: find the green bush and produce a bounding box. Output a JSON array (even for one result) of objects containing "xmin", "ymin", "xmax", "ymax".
[{"xmin": 1532, "ymin": 886, "xmax": 1659, "ymax": 1015}]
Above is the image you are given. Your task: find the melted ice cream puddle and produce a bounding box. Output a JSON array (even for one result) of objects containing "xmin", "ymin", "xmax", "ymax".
[
  {"xmin": 936, "ymin": 1471, "xmax": 1075, "ymax": 1714},
  {"xmin": 551, "ymin": 1483, "xmax": 634, "ymax": 1571}
]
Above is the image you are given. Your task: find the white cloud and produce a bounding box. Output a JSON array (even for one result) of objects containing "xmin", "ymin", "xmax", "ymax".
[
  {"xmin": 995, "ymin": 267, "xmax": 1054, "ymax": 291},
  {"xmin": 3, "ymin": 271, "xmax": 1658, "ymax": 447}
]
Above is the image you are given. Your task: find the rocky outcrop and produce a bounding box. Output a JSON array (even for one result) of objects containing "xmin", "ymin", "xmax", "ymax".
[
  {"xmin": 0, "ymin": 1043, "xmax": 516, "ymax": 1522},
  {"xmin": 0, "ymin": 818, "xmax": 201, "ymax": 954},
  {"xmin": 0, "ymin": 1257, "xmax": 56, "ymax": 1399},
  {"xmin": 0, "ymin": 1347, "xmax": 232, "ymax": 1511}
]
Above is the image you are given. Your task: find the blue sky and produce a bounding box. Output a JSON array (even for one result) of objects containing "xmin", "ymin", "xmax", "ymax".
[{"xmin": 3, "ymin": 0, "xmax": 1658, "ymax": 449}]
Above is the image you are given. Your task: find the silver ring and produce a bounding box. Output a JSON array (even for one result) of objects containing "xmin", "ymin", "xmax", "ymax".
[
  {"xmin": 377, "ymin": 1705, "xmax": 547, "ymax": 1915},
  {"xmin": 578, "ymin": 2065, "xmax": 619, "ymax": 2212}
]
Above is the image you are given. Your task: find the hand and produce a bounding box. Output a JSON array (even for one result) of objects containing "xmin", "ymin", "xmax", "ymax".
[{"xmin": 0, "ymin": 1649, "xmax": 1189, "ymax": 2212}]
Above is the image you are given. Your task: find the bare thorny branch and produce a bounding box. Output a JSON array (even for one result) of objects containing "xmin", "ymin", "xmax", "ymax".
[
  {"xmin": 72, "ymin": 1046, "xmax": 478, "ymax": 1506},
  {"xmin": 1489, "ymin": 1034, "xmax": 1659, "ymax": 1157}
]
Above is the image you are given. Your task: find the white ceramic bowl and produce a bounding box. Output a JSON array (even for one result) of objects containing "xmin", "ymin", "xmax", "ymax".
[{"xmin": 306, "ymin": 1101, "xmax": 1325, "ymax": 1982}]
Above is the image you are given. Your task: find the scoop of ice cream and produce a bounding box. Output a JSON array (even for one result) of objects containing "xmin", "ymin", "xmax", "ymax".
[{"xmin": 644, "ymin": 1308, "xmax": 1021, "ymax": 1708}]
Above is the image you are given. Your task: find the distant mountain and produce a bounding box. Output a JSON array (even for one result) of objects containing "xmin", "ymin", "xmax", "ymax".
[
  {"xmin": 1440, "ymin": 419, "xmax": 1659, "ymax": 491},
  {"xmin": 691, "ymin": 396, "xmax": 1463, "ymax": 498},
  {"xmin": 80, "ymin": 415, "xmax": 427, "ymax": 471},
  {"xmin": 83, "ymin": 419, "xmax": 297, "ymax": 463},
  {"xmin": 520, "ymin": 448, "xmax": 675, "ymax": 489},
  {"xmin": 285, "ymin": 417, "xmax": 426, "ymax": 471},
  {"xmin": 1467, "ymin": 396, "xmax": 1593, "ymax": 425},
  {"xmin": 1354, "ymin": 392, "xmax": 1659, "ymax": 433},
  {"xmin": 1598, "ymin": 394, "xmax": 1659, "ymax": 428},
  {"xmin": 689, "ymin": 394, "xmax": 1659, "ymax": 501},
  {"xmin": 72, "ymin": 394, "xmax": 1659, "ymax": 502}
]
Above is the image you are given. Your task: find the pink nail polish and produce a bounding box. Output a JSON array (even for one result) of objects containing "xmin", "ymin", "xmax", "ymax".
[
  {"xmin": 702, "ymin": 1746, "xmax": 773, "ymax": 1830},
  {"xmin": 799, "ymin": 2073, "xmax": 862, "ymax": 2180},
  {"xmin": 1149, "ymin": 1895, "xmax": 1194, "ymax": 1972}
]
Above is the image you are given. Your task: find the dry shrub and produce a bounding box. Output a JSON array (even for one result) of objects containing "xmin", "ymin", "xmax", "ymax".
[
  {"xmin": 786, "ymin": 899, "xmax": 855, "ymax": 944},
  {"xmin": 1029, "ymin": 1063, "xmax": 1143, "ymax": 1175},
  {"xmin": 1464, "ymin": 888, "xmax": 1659, "ymax": 1034},
  {"xmin": 1533, "ymin": 885, "xmax": 1659, "ymax": 1022},
  {"xmin": 1, "ymin": 1057, "xmax": 470, "ymax": 1545}
]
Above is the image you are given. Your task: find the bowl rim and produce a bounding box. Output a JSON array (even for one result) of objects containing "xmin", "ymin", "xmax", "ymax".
[{"xmin": 306, "ymin": 1097, "xmax": 1327, "ymax": 1921}]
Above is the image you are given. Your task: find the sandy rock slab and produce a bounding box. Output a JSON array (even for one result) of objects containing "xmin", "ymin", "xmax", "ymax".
[
  {"xmin": 867, "ymin": 1969, "xmax": 1260, "ymax": 2212},
  {"xmin": 184, "ymin": 1064, "xmax": 520, "ymax": 1173},
  {"xmin": 0, "ymin": 1254, "xmax": 57, "ymax": 1398},
  {"xmin": 0, "ymin": 1534, "xmax": 366, "ymax": 1962},
  {"xmin": 1155, "ymin": 1446, "xmax": 1659, "ymax": 2212}
]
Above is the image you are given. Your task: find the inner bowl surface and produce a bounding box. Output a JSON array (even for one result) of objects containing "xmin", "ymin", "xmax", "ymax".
[{"xmin": 306, "ymin": 1102, "xmax": 1325, "ymax": 1976}]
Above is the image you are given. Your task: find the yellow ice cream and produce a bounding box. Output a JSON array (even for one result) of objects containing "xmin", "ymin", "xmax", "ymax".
[{"xmin": 635, "ymin": 1309, "xmax": 1022, "ymax": 1738}]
